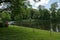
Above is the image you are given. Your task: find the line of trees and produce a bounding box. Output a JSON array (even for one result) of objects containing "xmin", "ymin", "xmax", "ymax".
[
  {"xmin": 0, "ymin": 0, "xmax": 60, "ymax": 32},
  {"xmin": 11, "ymin": 0, "xmax": 60, "ymax": 32}
]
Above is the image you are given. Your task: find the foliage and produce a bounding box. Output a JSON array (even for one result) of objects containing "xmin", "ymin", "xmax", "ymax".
[
  {"xmin": 0, "ymin": 0, "xmax": 60, "ymax": 30},
  {"xmin": 56, "ymin": 8, "xmax": 60, "ymax": 23},
  {"xmin": 1, "ymin": 11, "xmax": 11, "ymax": 21}
]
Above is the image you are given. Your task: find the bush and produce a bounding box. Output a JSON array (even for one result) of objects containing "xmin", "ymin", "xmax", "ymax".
[
  {"xmin": 15, "ymin": 19, "xmax": 50, "ymax": 30},
  {"xmin": 0, "ymin": 17, "xmax": 8, "ymax": 27},
  {"xmin": 0, "ymin": 11, "xmax": 11, "ymax": 27}
]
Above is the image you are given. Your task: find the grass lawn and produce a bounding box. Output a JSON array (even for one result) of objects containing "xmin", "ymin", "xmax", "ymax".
[{"xmin": 0, "ymin": 25, "xmax": 60, "ymax": 40}]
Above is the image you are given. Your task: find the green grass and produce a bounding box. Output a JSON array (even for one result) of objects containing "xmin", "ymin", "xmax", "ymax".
[{"xmin": 0, "ymin": 25, "xmax": 60, "ymax": 40}]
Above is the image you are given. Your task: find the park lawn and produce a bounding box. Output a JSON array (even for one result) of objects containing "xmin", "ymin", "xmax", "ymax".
[{"xmin": 0, "ymin": 25, "xmax": 60, "ymax": 40}]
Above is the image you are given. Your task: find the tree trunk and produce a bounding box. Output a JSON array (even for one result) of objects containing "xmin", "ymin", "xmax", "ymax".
[
  {"xmin": 5, "ymin": 21, "xmax": 8, "ymax": 27},
  {"xmin": 56, "ymin": 24, "xmax": 59, "ymax": 32},
  {"xmin": 50, "ymin": 23, "xmax": 53, "ymax": 32},
  {"xmin": 50, "ymin": 23, "xmax": 53, "ymax": 40}
]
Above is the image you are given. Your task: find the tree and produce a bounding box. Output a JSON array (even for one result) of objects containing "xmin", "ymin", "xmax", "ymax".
[
  {"xmin": 38, "ymin": 5, "xmax": 46, "ymax": 19},
  {"xmin": 1, "ymin": 11, "xmax": 11, "ymax": 21},
  {"xmin": 37, "ymin": 5, "xmax": 50, "ymax": 30},
  {"xmin": 42, "ymin": 9, "xmax": 50, "ymax": 20},
  {"xmin": 1, "ymin": 11, "xmax": 11, "ymax": 27},
  {"xmin": 50, "ymin": 2, "xmax": 58, "ymax": 40},
  {"xmin": 57, "ymin": 8, "xmax": 60, "ymax": 23},
  {"xmin": 50, "ymin": 2, "xmax": 58, "ymax": 31},
  {"xmin": 0, "ymin": 0, "xmax": 12, "ymax": 27},
  {"xmin": 56, "ymin": 8, "xmax": 60, "ymax": 32}
]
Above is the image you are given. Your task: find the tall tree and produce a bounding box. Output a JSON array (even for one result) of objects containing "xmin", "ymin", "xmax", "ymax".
[
  {"xmin": 10, "ymin": 0, "xmax": 26, "ymax": 20},
  {"xmin": 50, "ymin": 2, "xmax": 58, "ymax": 30},
  {"xmin": 50, "ymin": 2, "xmax": 58, "ymax": 38},
  {"xmin": 57, "ymin": 8, "xmax": 60, "ymax": 22},
  {"xmin": 38, "ymin": 5, "xmax": 45, "ymax": 20}
]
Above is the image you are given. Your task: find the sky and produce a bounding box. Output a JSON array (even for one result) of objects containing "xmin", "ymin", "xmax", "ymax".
[
  {"xmin": 0, "ymin": 0, "xmax": 60, "ymax": 9},
  {"xmin": 28, "ymin": 0, "xmax": 60, "ymax": 9},
  {"xmin": 0, "ymin": 2, "xmax": 11, "ymax": 9}
]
